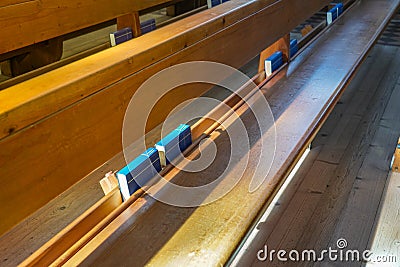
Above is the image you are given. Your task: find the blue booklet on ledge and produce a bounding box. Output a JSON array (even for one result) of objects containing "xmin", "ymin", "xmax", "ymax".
[
  {"xmin": 110, "ymin": 27, "xmax": 133, "ymax": 47},
  {"xmin": 155, "ymin": 124, "xmax": 192, "ymax": 167},
  {"xmin": 116, "ymin": 147, "xmax": 162, "ymax": 201},
  {"xmin": 265, "ymin": 51, "xmax": 283, "ymax": 77},
  {"xmin": 140, "ymin": 18, "xmax": 156, "ymax": 34}
]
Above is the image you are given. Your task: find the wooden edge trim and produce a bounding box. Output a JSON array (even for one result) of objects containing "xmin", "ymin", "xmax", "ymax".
[{"xmin": 20, "ymin": 190, "xmax": 122, "ymax": 266}]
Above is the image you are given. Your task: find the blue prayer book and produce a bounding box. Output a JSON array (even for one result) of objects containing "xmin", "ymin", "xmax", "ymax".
[
  {"xmin": 110, "ymin": 27, "xmax": 133, "ymax": 47},
  {"xmin": 116, "ymin": 147, "xmax": 162, "ymax": 201},
  {"xmin": 207, "ymin": 0, "xmax": 221, "ymax": 8},
  {"xmin": 327, "ymin": 3, "xmax": 344, "ymax": 25},
  {"xmin": 290, "ymin": 39, "xmax": 298, "ymax": 58},
  {"xmin": 155, "ymin": 124, "xmax": 192, "ymax": 167},
  {"xmin": 337, "ymin": 3, "xmax": 344, "ymax": 15},
  {"xmin": 265, "ymin": 51, "xmax": 283, "ymax": 77},
  {"xmin": 140, "ymin": 18, "xmax": 156, "ymax": 34}
]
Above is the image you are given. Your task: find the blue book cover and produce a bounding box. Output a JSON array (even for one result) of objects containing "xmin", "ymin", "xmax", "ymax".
[
  {"xmin": 327, "ymin": 3, "xmax": 343, "ymax": 24},
  {"xmin": 290, "ymin": 39, "xmax": 298, "ymax": 58},
  {"xmin": 116, "ymin": 147, "xmax": 161, "ymax": 201},
  {"xmin": 337, "ymin": 3, "xmax": 344, "ymax": 15},
  {"xmin": 207, "ymin": 0, "xmax": 221, "ymax": 8},
  {"xmin": 327, "ymin": 11, "xmax": 336, "ymax": 25},
  {"xmin": 140, "ymin": 18, "xmax": 156, "ymax": 34},
  {"xmin": 265, "ymin": 51, "xmax": 283, "ymax": 76},
  {"xmin": 110, "ymin": 27, "xmax": 133, "ymax": 47},
  {"xmin": 155, "ymin": 124, "xmax": 192, "ymax": 167}
]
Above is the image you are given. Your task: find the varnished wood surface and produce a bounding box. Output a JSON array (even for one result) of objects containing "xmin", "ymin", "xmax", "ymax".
[
  {"xmin": 62, "ymin": 1, "xmax": 400, "ymax": 265},
  {"xmin": 0, "ymin": 77, "xmax": 246, "ymax": 266},
  {"xmin": 0, "ymin": 0, "xmax": 303, "ymax": 141},
  {"xmin": 0, "ymin": 153, "xmax": 118, "ymax": 266},
  {"xmin": 0, "ymin": 0, "xmax": 330, "ymax": 235},
  {"xmin": 234, "ymin": 43, "xmax": 400, "ymax": 267},
  {"xmin": 0, "ymin": 0, "xmax": 178, "ymax": 55}
]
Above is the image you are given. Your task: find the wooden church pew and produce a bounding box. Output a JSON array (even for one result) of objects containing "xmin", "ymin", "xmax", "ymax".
[
  {"xmin": 0, "ymin": 0, "xmax": 194, "ymax": 55},
  {"xmin": 0, "ymin": 0, "xmax": 198, "ymax": 76},
  {"xmin": 0, "ymin": 0, "xmax": 332, "ymax": 237},
  {"xmin": 66, "ymin": 1, "xmax": 400, "ymax": 265},
  {"xmin": 0, "ymin": 0, "xmax": 393, "ymax": 266}
]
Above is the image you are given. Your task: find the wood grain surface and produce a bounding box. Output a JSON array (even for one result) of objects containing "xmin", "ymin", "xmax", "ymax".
[
  {"xmin": 0, "ymin": 0, "xmax": 329, "ymax": 235},
  {"xmin": 62, "ymin": 0, "xmax": 400, "ymax": 265}
]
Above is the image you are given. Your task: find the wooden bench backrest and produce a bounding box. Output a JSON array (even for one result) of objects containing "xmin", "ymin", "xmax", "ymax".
[{"xmin": 0, "ymin": 0, "xmax": 177, "ymax": 55}]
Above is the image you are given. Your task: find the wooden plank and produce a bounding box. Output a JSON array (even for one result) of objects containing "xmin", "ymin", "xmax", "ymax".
[
  {"xmin": 0, "ymin": 4, "xmax": 205, "ymax": 87},
  {"xmin": 316, "ymin": 45, "xmax": 399, "ymax": 164},
  {"xmin": 292, "ymin": 46, "xmax": 400, "ymax": 258},
  {"xmin": 366, "ymin": 172, "xmax": 400, "ymax": 266},
  {"xmin": 117, "ymin": 12, "xmax": 141, "ymax": 37},
  {"xmin": 23, "ymin": 190, "xmax": 122, "ymax": 267},
  {"xmin": 0, "ymin": 20, "xmax": 115, "ymax": 63},
  {"xmin": 160, "ymin": 5, "xmax": 207, "ymax": 27},
  {"xmin": 0, "ymin": 61, "xmax": 259, "ymax": 265},
  {"xmin": 252, "ymin": 89, "xmax": 368, "ymax": 265},
  {"xmin": 0, "ymin": 0, "xmax": 330, "ymax": 235},
  {"xmin": 325, "ymin": 84, "xmax": 400, "ymax": 267},
  {"xmin": 232, "ymin": 147, "xmax": 330, "ymax": 266},
  {"xmin": 311, "ymin": 45, "xmax": 391, "ymax": 148},
  {"xmin": 315, "ymin": 61, "xmax": 400, "ymax": 266},
  {"xmin": 236, "ymin": 45, "xmax": 400, "ymax": 267}
]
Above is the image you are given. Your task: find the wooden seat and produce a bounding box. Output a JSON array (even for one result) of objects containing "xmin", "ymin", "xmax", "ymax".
[{"xmin": 0, "ymin": 0, "xmax": 399, "ymax": 265}]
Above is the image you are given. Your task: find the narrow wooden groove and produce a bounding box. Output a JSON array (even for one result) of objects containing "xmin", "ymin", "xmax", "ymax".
[
  {"xmin": 0, "ymin": 0, "xmax": 37, "ymax": 8},
  {"xmin": 21, "ymin": 191, "xmax": 122, "ymax": 266}
]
